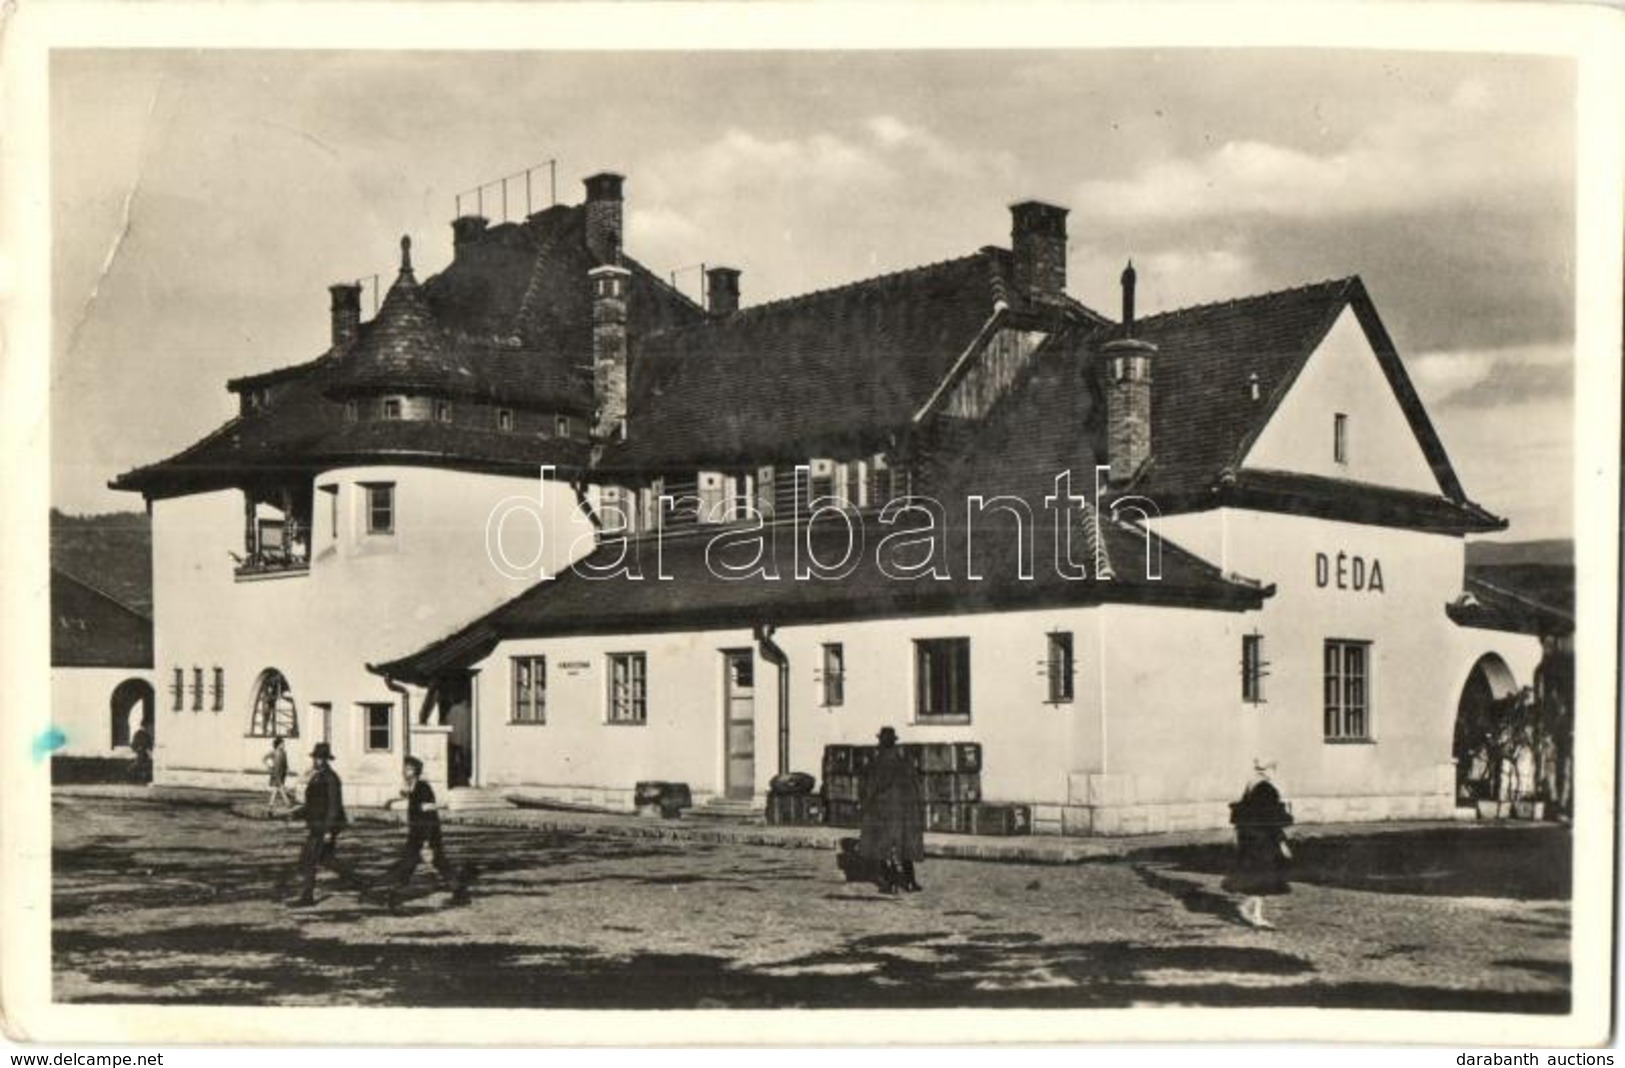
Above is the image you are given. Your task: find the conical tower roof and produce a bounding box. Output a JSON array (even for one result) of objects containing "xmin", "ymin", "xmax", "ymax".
[{"xmin": 327, "ymin": 236, "xmax": 474, "ymax": 397}]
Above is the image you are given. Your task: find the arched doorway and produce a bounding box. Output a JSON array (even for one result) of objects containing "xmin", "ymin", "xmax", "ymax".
[
  {"xmin": 249, "ymin": 669, "xmax": 299, "ymax": 739},
  {"xmin": 109, "ymin": 677, "xmax": 155, "ymax": 750},
  {"xmin": 1452, "ymin": 653, "xmax": 1521, "ymax": 804}
]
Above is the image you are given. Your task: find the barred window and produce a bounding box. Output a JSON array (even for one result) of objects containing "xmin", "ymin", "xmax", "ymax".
[
  {"xmin": 1046, "ymin": 631, "xmax": 1075, "ymax": 704},
  {"xmin": 821, "ymin": 643, "xmax": 845, "ymax": 707},
  {"xmin": 211, "ymin": 666, "xmax": 225, "ymax": 712},
  {"xmin": 170, "ymin": 667, "xmax": 184, "ymax": 712},
  {"xmin": 1242, "ymin": 633, "xmax": 1269, "ymax": 704},
  {"xmin": 191, "ymin": 667, "xmax": 204, "ymax": 711}
]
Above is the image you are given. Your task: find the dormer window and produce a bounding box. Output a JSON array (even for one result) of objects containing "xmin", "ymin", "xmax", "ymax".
[
  {"xmin": 556, "ymin": 415, "xmax": 571, "ymax": 438},
  {"xmin": 497, "ymin": 408, "xmax": 514, "ymax": 432},
  {"xmin": 435, "ymin": 400, "xmax": 453, "ymax": 423},
  {"xmin": 382, "ymin": 398, "xmax": 403, "ymax": 421},
  {"xmin": 1333, "ymin": 412, "xmax": 1349, "ymax": 465},
  {"xmin": 344, "ymin": 400, "xmax": 358, "ymax": 422}
]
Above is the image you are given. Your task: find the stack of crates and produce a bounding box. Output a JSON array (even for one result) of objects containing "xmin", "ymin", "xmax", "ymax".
[{"xmin": 819, "ymin": 742, "xmax": 1030, "ymax": 836}]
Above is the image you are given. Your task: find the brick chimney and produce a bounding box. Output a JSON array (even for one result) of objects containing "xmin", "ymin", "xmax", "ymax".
[
  {"xmin": 1101, "ymin": 262, "xmax": 1156, "ymax": 484},
  {"xmin": 1010, "ymin": 200, "xmax": 1069, "ymax": 304},
  {"xmin": 328, "ymin": 282, "xmax": 362, "ymax": 348},
  {"xmin": 590, "ymin": 263, "xmax": 632, "ymax": 438},
  {"xmin": 583, "ymin": 172, "xmax": 625, "ymax": 266},
  {"xmin": 706, "ymin": 267, "xmax": 741, "ymax": 316},
  {"xmin": 451, "ymin": 215, "xmax": 489, "ymax": 251}
]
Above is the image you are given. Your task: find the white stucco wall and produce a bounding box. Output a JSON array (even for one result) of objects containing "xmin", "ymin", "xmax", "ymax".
[
  {"xmin": 1243, "ymin": 306, "xmax": 1444, "ymax": 494},
  {"xmin": 149, "ymin": 466, "xmax": 596, "ymax": 802},
  {"xmin": 473, "ymin": 604, "xmax": 1120, "ymax": 814},
  {"xmin": 50, "ymin": 667, "xmax": 154, "ymax": 757}
]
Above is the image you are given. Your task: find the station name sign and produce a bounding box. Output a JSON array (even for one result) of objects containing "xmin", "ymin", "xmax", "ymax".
[{"xmin": 1315, "ymin": 551, "xmax": 1385, "ymax": 593}]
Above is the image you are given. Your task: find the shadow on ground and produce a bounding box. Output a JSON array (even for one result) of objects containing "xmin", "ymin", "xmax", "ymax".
[{"xmin": 1131, "ymin": 826, "xmax": 1571, "ymax": 900}]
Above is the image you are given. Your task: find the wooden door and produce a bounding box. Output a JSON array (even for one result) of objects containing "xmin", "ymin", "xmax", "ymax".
[{"xmin": 723, "ymin": 650, "xmax": 756, "ymax": 800}]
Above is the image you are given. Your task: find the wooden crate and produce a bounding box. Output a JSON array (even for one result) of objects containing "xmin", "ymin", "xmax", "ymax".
[
  {"xmin": 767, "ymin": 793, "xmax": 825, "ymax": 826},
  {"xmin": 825, "ymin": 800, "xmax": 863, "ymax": 828},
  {"xmin": 921, "ymin": 772, "xmax": 956, "ymax": 802},
  {"xmin": 953, "ymin": 742, "xmax": 983, "ymax": 773},
  {"xmin": 823, "ymin": 774, "xmax": 861, "ymax": 803},
  {"xmin": 924, "ymin": 802, "xmax": 970, "ymax": 833},
  {"xmin": 969, "ymin": 803, "xmax": 1032, "ymax": 836},
  {"xmin": 822, "ymin": 745, "xmax": 855, "ymax": 776},
  {"xmin": 850, "ymin": 746, "xmax": 878, "ymax": 775},
  {"xmin": 951, "ymin": 773, "xmax": 982, "ymax": 803},
  {"xmin": 919, "ymin": 744, "xmax": 956, "ymax": 773}
]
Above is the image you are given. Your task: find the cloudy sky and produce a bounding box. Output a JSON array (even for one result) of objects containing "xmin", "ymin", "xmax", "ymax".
[{"xmin": 51, "ymin": 49, "xmax": 1575, "ymax": 538}]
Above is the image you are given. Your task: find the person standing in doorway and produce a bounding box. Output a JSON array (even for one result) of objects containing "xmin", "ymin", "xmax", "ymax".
[
  {"xmin": 1222, "ymin": 760, "xmax": 1294, "ymax": 928},
  {"xmin": 859, "ymin": 726, "xmax": 925, "ymax": 894},
  {"xmin": 288, "ymin": 741, "xmax": 354, "ymax": 907},
  {"xmin": 264, "ymin": 736, "xmax": 294, "ymax": 814},
  {"xmin": 373, "ymin": 756, "xmax": 470, "ymax": 908}
]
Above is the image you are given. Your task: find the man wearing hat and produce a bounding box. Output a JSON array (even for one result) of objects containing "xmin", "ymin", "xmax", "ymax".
[
  {"xmin": 858, "ymin": 726, "xmax": 925, "ymax": 894},
  {"xmin": 289, "ymin": 741, "xmax": 351, "ymax": 907},
  {"xmin": 373, "ymin": 755, "xmax": 470, "ymax": 908}
]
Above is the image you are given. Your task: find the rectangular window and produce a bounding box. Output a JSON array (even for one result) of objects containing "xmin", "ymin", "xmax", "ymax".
[
  {"xmin": 191, "ymin": 666, "xmax": 204, "ymax": 711},
  {"xmin": 821, "ymin": 643, "xmax": 845, "ymax": 707},
  {"xmin": 555, "ymin": 415, "xmax": 571, "ymax": 438},
  {"xmin": 435, "ymin": 400, "xmax": 453, "ymax": 423},
  {"xmin": 171, "ymin": 667, "xmax": 184, "ymax": 711},
  {"xmin": 364, "ymin": 483, "xmax": 394, "ymax": 535},
  {"xmin": 1334, "ymin": 412, "xmax": 1349, "ymax": 464},
  {"xmin": 1046, "ymin": 631, "xmax": 1075, "ymax": 704},
  {"xmin": 915, "ymin": 638, "xmax": 972, "ymax": 722},
  {"xmin": 211, "ymin": 666, "xmax": 225, "ymax": 712},
  {"xmin": 1242, "ymin": 634, "xmax": 1269, "ymax": 704},
  {"xmin": 344, "ymin": 400, "xmax": 358, "ymax": 422},
  {"xmin": 319, "ymin": 484, "xmax": 338, "ymax": 541},
  {"xmin": 1324, "ymin": 639, "xmax": 1371, "ymax": 741},
  {"xmin": 608, "ymin": 652, "xmax": 648, "ymax": 724},
  {"xmin": 382, "ymin": 398, "xmax": 403, "ymax": 420},
  {"xmin": 512, "ymin": 656, "xmax": 547, "ymax": 724},
  {"xmin": 497, "ymin": 408, "xmax": 514, "ymax": 431},
  {"xmin": 364, "ymin": 703, "xmax": 393, "ymax": 752}
]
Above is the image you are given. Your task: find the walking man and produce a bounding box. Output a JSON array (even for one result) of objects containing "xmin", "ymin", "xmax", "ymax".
[
  {"xmin": 288, "ymin": 741, "xmax": 354, "ymax": 907},
  {"xmin": 264, "ymin": 736, "xmax": 294, "ymax": 814},
  {"xmin": 374, "ymin": 756, "xmax": 470, "ymax": 908},
  {"xmin": 859, "ymin": 726, "xmax": 925, "ymax": 894}
]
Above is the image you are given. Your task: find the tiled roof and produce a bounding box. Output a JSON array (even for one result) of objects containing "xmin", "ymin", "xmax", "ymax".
[
  {"xmin": 51, "ymin": 569, "xmax": 153, "ymax": 669},
  {"xmin": 603, "ymin": 249, "xmax": 1055, "ymax": 471},
  {"xmin": 1448, "ymin": 575, "xmax": 1574, "ymax": 636},
  {"xmin": 374, "ymin": 511, "xmax": 1270, "ymax": 683},
  {"xmin": 114, "ymin": 205, "xmax": 704, "ymax": 496}
]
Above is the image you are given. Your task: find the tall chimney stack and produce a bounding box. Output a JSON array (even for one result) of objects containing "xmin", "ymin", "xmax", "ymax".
[
  {"xmin": 583, "ymin": 172, "xmax": 625, "ymax": 266},
  {"xmin": 706, "ymin": 267, "xmax": 741, "ymax": 316},
  {"xmin": 328, "ymin": 282, "xmax": 362, "ymax": 348},
  {"xmin": 590, "ymin": 263, "xmax": 632, "ymax": 439},
  {"xmin": 1101, "ymin": 261, "xmax": 1157, "ymax": 484},
  {"xmin": 1010, "ymin": 200, "xmax": 1069, "ymax": 304},
  {"xmin": 452, "ymin": 214, "xmax": 489, "ymax": 252}
]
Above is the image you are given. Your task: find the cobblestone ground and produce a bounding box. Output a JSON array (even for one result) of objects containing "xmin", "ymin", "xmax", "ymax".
[{"xmin": 53, "ymin": 798, "xmax": 1570, "ymax": 1011}]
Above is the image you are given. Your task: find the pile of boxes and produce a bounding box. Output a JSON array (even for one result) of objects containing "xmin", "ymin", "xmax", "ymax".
[{"xmin": 820, "ymin": 742, "xmax": 1031, "ymax": 836}]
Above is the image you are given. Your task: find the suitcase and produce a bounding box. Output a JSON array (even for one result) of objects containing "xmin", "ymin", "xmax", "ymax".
[
  {"xmin": 951, "ymin": 773, "xmax": 982, "ymax": 803},
  {"xmin": 836, "ymin": 836, "xmax": 885, "ymax": 884},
  {"xmin": 767, "ymin": 793, "xmax": 825, "ymax": 826},
  {"xmin": 899, "ymin": 743, "xmax": 926, "ymax": 770},
  {"xmin": 922, "ymin": 773, "xmax": 955, "ymax": 802},
  {"xmin": 919, "ymin": 744, "xmax": 955, "ymax": 773},
  {"xmin": 969, "ymin": 803, "xmax": 1032, "ymax": 836},
  {"xmin": 851, "ymin": 746, "xmax": 878, "ymax": 775}
]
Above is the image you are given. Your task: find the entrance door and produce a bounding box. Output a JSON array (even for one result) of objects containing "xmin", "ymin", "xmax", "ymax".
[{"xmin": 723, "ymin": 650, "xmax": 756, "ymax": 801}]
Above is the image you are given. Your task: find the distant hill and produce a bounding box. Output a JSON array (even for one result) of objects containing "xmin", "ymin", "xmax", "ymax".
[
  {"xmin": 49, "ymin": 509, "xmax": 152, "ymax": 616},
  {"xmin": 1465, "ymin": 538, "xmax": 1573, "ymax": 568}
]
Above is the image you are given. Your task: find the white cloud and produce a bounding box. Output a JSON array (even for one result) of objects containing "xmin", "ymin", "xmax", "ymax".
[
  {"xmin": 1409, "ymin": 342, "xmax": 1572, "ymax": 406},
  {"xmin": 1072, "ymin": 77, "xmax": 1566, "ymax": 226},
  {"xmin": 863, "ymin": 114, "xmax": 1018, "ymax": 182}
]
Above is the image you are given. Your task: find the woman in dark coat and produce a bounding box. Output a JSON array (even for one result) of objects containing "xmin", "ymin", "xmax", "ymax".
[
  {"xmin": 859, "ymin": 726, "xmax": 925, "ymax": 893},
  {"xmin": 1221, "ymin": 760, "xmax": 1293, "ymax": 928}
]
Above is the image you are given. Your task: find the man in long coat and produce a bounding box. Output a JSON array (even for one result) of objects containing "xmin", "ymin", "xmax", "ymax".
[
  {"xmin": 859, "ymin": 726, "xmax": 925, "ymax": 893},
  {"xmin": 289, "ymin": 741, "xmax": 354, "ymax": 906}
]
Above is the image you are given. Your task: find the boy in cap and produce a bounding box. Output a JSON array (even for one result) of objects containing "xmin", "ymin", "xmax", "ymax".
[
  {"xmin": 374, "ymin": 755, "xmax": 470, "ymax": 908},
  {"xmin": 287, "ymin": 741, "xmax": 355, "ymax": 907}
]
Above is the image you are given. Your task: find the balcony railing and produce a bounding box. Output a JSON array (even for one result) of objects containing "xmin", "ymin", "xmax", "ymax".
[{"xmin": 232, "ymin": 548, "xmax": 310, "ymax": 581}]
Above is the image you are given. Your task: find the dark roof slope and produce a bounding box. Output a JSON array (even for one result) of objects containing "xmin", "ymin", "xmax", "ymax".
[
  {"xmin": 50, "ymin": 510, "xmax": 152, "ymax": 616},
  {"xmin": 114, "ymin": 204, "xmax": 704, "ymax": 498},
  {"xmin": 375, "ymin": 511, "xmax": 1270, "ymax": 683},
  {"xmin": 604, "ymin": 248, "xmax": 1084, "ymax": 472},
  {"xmin": 1447, "ymin": 574, "xmax": 1573, "ymax": 636},
  {"xmin": 51, "ymin": 569, "xmax": 153, "ymax": 669}
]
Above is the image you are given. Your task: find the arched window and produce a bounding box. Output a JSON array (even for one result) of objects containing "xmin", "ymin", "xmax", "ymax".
[{"xmin": 249, "ymin": 669, "xmax": 298, "ymax": 739}]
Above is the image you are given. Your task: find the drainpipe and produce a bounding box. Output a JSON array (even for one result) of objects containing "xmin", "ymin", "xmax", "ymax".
[
  {"xmin": 380, "ymin": 673, "xmax": 412, "ymax": 752},
  {"xmin": 753, "ymin": 623, "xmax": 790, "ymax": 778}
]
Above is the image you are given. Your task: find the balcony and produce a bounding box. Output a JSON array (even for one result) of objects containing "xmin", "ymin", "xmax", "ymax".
[{"xmin": 233, "ymin": 515, "xmax": 310, "ymax": 581}]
